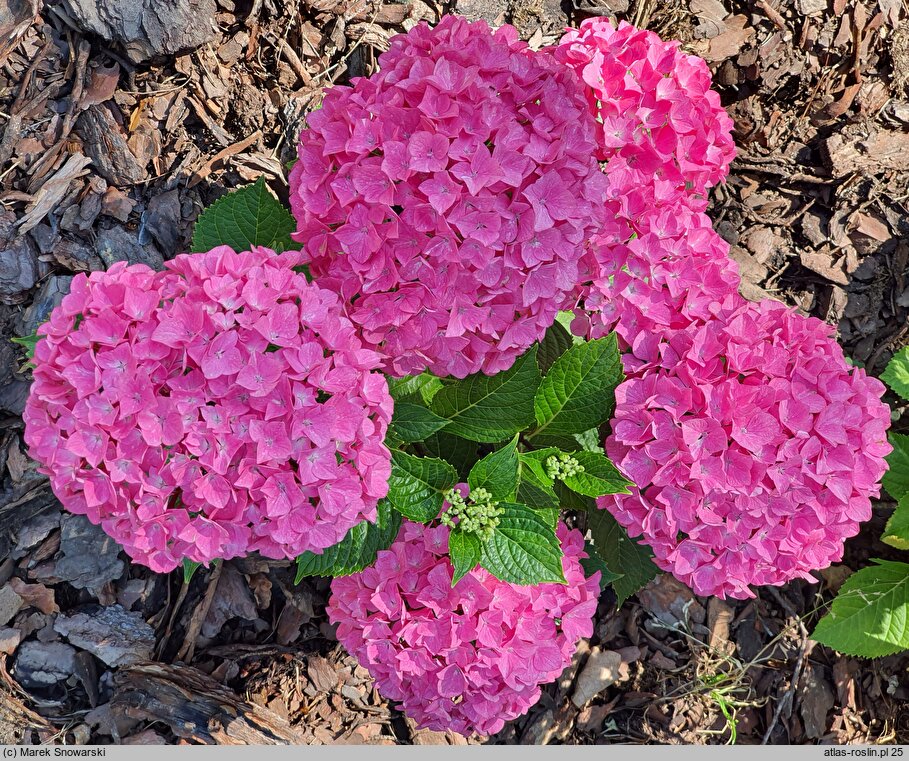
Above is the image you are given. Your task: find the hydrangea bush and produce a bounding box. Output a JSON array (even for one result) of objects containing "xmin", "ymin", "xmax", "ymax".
[
  {"xmin": 289, "ymin": 15, "xmax": 609, "ymax": 379},
  {"xmin": 13, "ymin": 12, "xmax": 898, "ymax": 737}
]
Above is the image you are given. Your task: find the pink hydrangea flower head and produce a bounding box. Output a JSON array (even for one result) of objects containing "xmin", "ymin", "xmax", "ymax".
[
  {"xmin": 599, "ymin": 300, "xmax": 892, "ymax": 599},
  {"xmin": 552, "ymin": 17, "xmax": 736, "ymax": 209},
  {"xmin": 23, "ymin": 248, "xmax": 394, "ymax": 572},
  {"xmin": 327, "ymin": 520, "xmax": 601, "ymax": 735},
  {"xmin": 289, "ymin": 15, "xmax": 609, "ymax": 378},
  {"xmin": 573, "ymin": 198, "xmax": 743, "ymax": 373}
]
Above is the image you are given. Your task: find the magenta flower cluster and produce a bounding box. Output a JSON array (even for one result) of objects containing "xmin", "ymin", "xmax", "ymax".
[
  {"xmin": 552, "ymin": 18, "xmax": 735, "ymax": 206},
  {"xmin": 575, "ymin": 202, "xmax": 742, "ymax": 374},
  {"xmin": 549, "ymin": 20, "xmax": 891, "ymax": 599},
  {"xmin": 556, "ymin": 18, "xmax": 741, "ymax": 354},
  {"xmin": 18, "ymin": 11, "xmax": 896, "ymax": 736},
  {"xmin": 601, "ymin": 300, "xmax": 892, "ymax": 599},
  {"xmin": 327, "ymin": 520, "xmax": 600, "ymax": 736},
  {"xmin": 289, "ymin": 15, "xmax": 609, "ymax": 378},
  {"xmin": 23, "ymin": 248, "xmax": 393, "ymax": 572}
]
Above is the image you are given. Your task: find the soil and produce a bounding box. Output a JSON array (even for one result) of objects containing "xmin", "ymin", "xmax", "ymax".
[{"xmin": 0, "ymin": 0, "xmax": 907, "ymax": 747}]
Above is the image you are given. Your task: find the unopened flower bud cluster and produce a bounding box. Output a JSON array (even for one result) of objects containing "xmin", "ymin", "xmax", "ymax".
[
  {"xmin": 441, "ymin": 486, "xmax": 503, "ymax": 540},
  {"xmin": 545, "ymin": 453, "xmax": 584, "ymax": 481}
]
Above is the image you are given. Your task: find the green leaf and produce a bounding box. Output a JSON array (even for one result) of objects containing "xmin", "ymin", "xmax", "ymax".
[
  {"xmin": 581, "ymin": 540, "xmax": 622, "ymax": 592},
  {"xmin": 182, "ymin": 559, "xmax": 202, "ymax": 584},
  {"xmin": 883, "ymin": 494, "xmax": 909, "ymax": 551},
  {"xmin": 812, "ymin": 560, "xmax": 909, "ymax": 658},
  {"xmin": 529, "ymin": 434, "xmax": 584, "ymax": 452},
  {"xmin": 562, "ymin": 451, "xmax": 633, "ymax": 498},
  {"xmin": 555, "ymin": 310, "xmax": 583, "ymax": 342},
  {"xmin": 554, "ymin": 479, "xmax": 596, "ymax": 512},
  {"xmin": 884, "ymin": 433, "xmax": 909, "ymax": 500},
  {"xmin": 516, "ymin": 450, "xmax": 560, "ymax": 510},
  {"xmin": 387, "ymin": 373, "xmax": 443, "ymax": 405},
  {"xmin": 537, "ymin": 320, "xmax": 574, "ymax": 375},
  {"xmin": 449, "ymin": 530, "xmax": 483, "ymax": 585},
  {"xmin": 295, "ymin": 500, "xmax": 402, "ymax": 580},
  {"xmin": 423, "ymin": 431, "xmax": 479, "ymax": 479},
  {"xmin": 191, "ymin": 177, "xmax": 295, "ymax": 253},
  {"xmin": 519, "ymin": 448, "xmax": 559, "ymax": 482},
  {"xmin": 386, "ymin": 450, "xmax": 458, "ymax": 523},
  {"xmin": 430, "ymin": 347, "xmax": 541, "ymax": 443},
  {"xmin": 574, "ymin": 428, "xmax": 604, "ymax": 454},
  {"xmin": 11, "ymin": 333, "xmax": 39, "ymax": 360},
  {"xmin": 530, "ymin": 334, "xmax": 623, "ymax": 442},
  {"xmin": 468, "ymin": 436, "xmax": 519, "ymax": 501},
  {"xmin": 479, "ymin": 503, "xmax": 565, "ymax": 585},
  {"xmin": 387, "ymin": 402, "xmax": 448, "ymax": 444},
  {"xmin": 881, "ymin": 347, "xmax": 909, "ymax": 401},
  {"xmin": 588, "ymin": 510, "xmax": 658, "ymax": 605}
]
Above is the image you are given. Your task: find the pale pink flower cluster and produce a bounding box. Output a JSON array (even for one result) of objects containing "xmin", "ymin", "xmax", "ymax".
[
  {"xmin": 23, "ymin": 248, "xmax": 393, "ymax": 572},
  {"xmin": 289, "ymin": 15, "xmax": 609, "ymax": 378},
  {"xmin": 600, "ymin": 300, "xmax": 892, "ymax": 599},
  {"xmin": 327, "ymin": 521, "xmax": 600, "ymax": 736}
]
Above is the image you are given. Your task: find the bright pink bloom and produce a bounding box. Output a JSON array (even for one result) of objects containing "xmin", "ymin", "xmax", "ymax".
[
  {"xmin": 552, "ymin": 18, "xmax": 735, "ymax": 207},
  {"xmin": 22, "ymin": 249, "xmax": 394, "ymax": 572},
  {"xmin": 289, "ymin": 15, "xmax": 608, "ymax": 378},
  {"xmin": 599, "ymin": 300, "xmax": 892, "ymax": 599},
  {"xmin": 328, "ymin": 521, "xmax": 601, "ymax": 736},
  {"xmin": 574, "ymin": 199, "xmax": 743, "ymax": 372},
  {"xmin": 553, "ymin": 19, "xmax": 741, "ymax": 358}
]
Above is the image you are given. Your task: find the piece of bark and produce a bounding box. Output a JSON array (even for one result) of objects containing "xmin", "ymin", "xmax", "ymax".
[
  {"xmin": 453, "ymin": 0, "xmax": 506, "ymax": 26},
  {"xmin": 111, "ymin": 663, "xmax": 307, "ymax": 744},
  {"xmin": 59, "ymin": 0, "xmax": 218, "ymax": 64},
  {"xmin": 571, "ymin": 648, "xmax": 622, "ymax": 708},
  {"xmin": 54, "ymin": 605, "xmax": 154, "ymax": 667},
  {"xmin": 95, "ymin": 225, "xmax": 164, "ymax": 269},
  {"xmin": 704, "ymin": 15, "xmax": 754, "ymax": 62},
  {"xmin": 76, "ymin": 106, "xmax": 148, "ymax": 185},
  {"xmin": 798, "ymin": 663, "xmax": 835, "ymax": 740},
  {"xmin": 0, "ymin": 0, "xmax": 38, "ymax": 65},
  {"xmin": 824, "ymin": 129, "xmax": 909, "ymax": 177},
  {"xmin": 13, "ymin": 640, "xmax": 77, "ymax": 689},
  {"xmin": 17, "ymin": 276, "xmax": 73, "ymax": 336},
  {"xmin": 82, "ymin": 63, "xmax": 120, "ymax": 108},
  {"xmin": 0, "ymin": 222, "xmax": 38, "ymax": 304},
  {"xmin": 55, "ymin": 514, "xmax": 125, "ymax": 593},
  {"xmin": 16, "ymin": 152, "xmax": 92, "ymax": 235}
]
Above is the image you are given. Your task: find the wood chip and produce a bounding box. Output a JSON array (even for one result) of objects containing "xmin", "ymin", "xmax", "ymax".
[
  {"xmin": 850, "ymin": 211, "xmax": 891, "ymax": 241},
  {"xmin": 16, "ymin": 152, "xmax": 91, "ymax": 234},
  {"xmin": 8, "ymin": 577, "xmax": 57, "ymax": 614},
  {"xmin": 186, "ymin": 129, "xmax": 262, "ymax": 188},
  {"xmin": 707, "ymin": 597, "xmax": 734, "ymax": 650},
  {"xmin": 704, "ymin": 15, "xmax": 754, "ymax": 62},
  {"xmin": 690, "ymin": 0, "xmax": 728, "ymax": 39},
  {"xmin": 824, "ymin": 128, "xmax": 909, "ymax": 177},
  {"xmin": 798, "ymin": 663, "xmax": 835, "ymax": 739},
  {"xmin": 571, "ymin": 648, "xmax": 622, "ymax": 708},
  {"xmin": 111, "ymin": 663, "xmax": 307, "ymax": 744},
  {"xmin": 81, "ymin": 63, "xmax": 120, "ymax": 108},
  {"xmin": 77, "ymin": 105, "xmax": 148, "ymax": 185},
  {"xmin": 799, "ymin": 248, "xmax": 849, "ymax": 284},
  {"xmin": 307, "ymin": 656, "xmax": 339, "ymax": 693}
]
